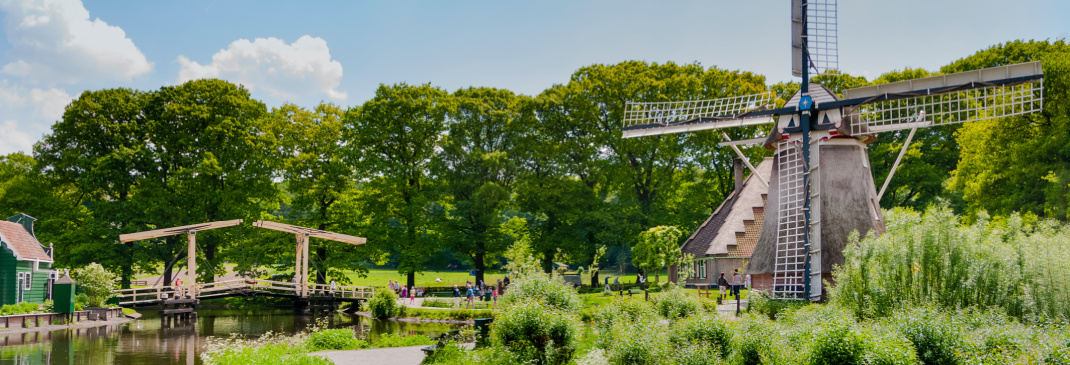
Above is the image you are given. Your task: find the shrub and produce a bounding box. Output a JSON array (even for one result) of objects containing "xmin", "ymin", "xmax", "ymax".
[
  {"xmin": 748, "ymin": 290, "xmax": 808, "ymax": 320},
  {"xmin": 71, "ymin": 263, "xmax": 118, "ymax": 308},
  {"xmin": 654, "ymin": 286, "xmax": 701, "ymax": 320},
  {"xmin": 857, "ymin": 326, "xmax": 919, "ymax": 365},
  {"xmin": 74, "ymin": 293, "xmax": 88, "ymax": 311},
  {"xmin": 730, "ymin": 316, "xmax": 794, "ymax": 365},
  {"xmin": 0, "ymin": 302, "xmax": 41, "ymax": 315},
  {"xmin": 491, "ymin": 301, "xmax": 580, "ymax": 364},
  {"xmin": 670, "ymin": 313, "xmax": 732, "ymax": 359},
  {"xmin": 606, "ymin": 318, "xmax": 671, "ymax": 365},
  {"xmin": 808, "ymin": 323, "xmax": 864, "ymax": 365},
  {"xmin": 893, "ymin": 308, "xmax": 962, "ymax": 365},
  {"xmin": 830, "ymin": 207, "xmax": 1070, "ymax": 322},
  {"xmin": 368, "ymin": 289, "xmax": 400, "ymax": 319},
  {"xmin": 305, "ymin": 328, "xmax": 367, "ymax": 351},
  {"xmin": 499, "ymin": 273, "xmax": 582, "ymax": 312}
]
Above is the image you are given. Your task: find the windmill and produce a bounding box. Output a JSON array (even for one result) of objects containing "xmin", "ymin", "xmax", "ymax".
[{"xmin": 621, "ymin": 0, "xmax": 1044, "ymax": 301}]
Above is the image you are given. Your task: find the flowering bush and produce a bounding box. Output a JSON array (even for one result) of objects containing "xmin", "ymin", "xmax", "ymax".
[
  {"xmin": 71, "ymin": 263, "xmax": 118, "ymax": 308},
  {"xmin": 499, "ymin": 272, "xmax": 582, "ymax": 312}
]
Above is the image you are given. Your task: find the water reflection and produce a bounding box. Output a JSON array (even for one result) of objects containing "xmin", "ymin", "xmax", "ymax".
[{"xmin": 0, "ymin": 309, "xmax": 460, "ymax": 365}]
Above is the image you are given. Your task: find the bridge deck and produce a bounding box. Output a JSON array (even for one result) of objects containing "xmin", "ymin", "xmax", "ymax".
[{"xmin": 113, "ymin": 278, "xmax": 375, "ymax": 307}]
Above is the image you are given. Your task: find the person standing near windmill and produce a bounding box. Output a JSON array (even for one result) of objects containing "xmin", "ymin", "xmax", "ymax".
[
  {"xmin": 732, "ymin": 269, "xmax": 743, "ymax": 301},
  {"xmin": 717, "ymin": 272, "xmax": 729, "ymax": 301}
]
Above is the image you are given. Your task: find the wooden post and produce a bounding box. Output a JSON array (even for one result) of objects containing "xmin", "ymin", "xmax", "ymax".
[
  {"xmin": 302, "ymin": 233, "xmax": 310, "ymax": 297},
  {"xmin": 295, "ymin": 233, "xmax": 303, "ymax": 297},
  {"xmin": 188, "ymin": 231, "xmax": 197, "ymax": 298}
]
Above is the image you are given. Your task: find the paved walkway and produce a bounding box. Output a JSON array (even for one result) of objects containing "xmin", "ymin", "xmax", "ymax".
[{"xmin": 311, "ymin": 343, "xmax": 475, "ymax": 365}]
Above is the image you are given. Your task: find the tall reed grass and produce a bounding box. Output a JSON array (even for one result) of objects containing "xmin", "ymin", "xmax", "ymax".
[{"xmin": 830, "ymin": 206, "xmax": 1070, "ymax": 322}]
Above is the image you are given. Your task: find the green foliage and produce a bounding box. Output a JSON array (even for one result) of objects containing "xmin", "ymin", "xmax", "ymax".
[
  {"xmin": 654, "ymin": 286, "xmax": 701, "ymax": 320},
  {"xmin": 121, "ymin": 308, "xmax": 137, "ymax": 315},
  {"xmin": 204, "ymin": 343, "xmax": 333, "ymax": 365},
  {"xmin": 0, "ymin": 302, "xmax": 41, "ymax": 316},
  {"xmin": 892, "ymin": 308, "xmax": 963, "ymax": 365},
  {"xmin": 402, "ymin": 307, "xmax": 493, "ymax": 321},
  {"xmin": 947, "ymin": 40, "xmax": 1070, "ymax": 219},
  {"xmin": 71, "ymin": 262, "xmax": 118, "ymax": 307},
  {"xmin": 747, "ymin": 290, "xmax": 808, "ymax": 320},
  {"xmin": 491, "ymin": 301, "xmax": 580, "ymax": 364},
  {"xmin": 74, "ymin": 293, "xmax": 88, "ymax": 311},
  {"xmin": 374, "ymin": 333, "xmax": 435, "ymax": 348},
  {"xmin": 498, "ymin": 272, "xmax": 583, "ymax": 312},
  {"xmin": 368, "ymin": 289, "xmax": 400, "ymax": 319},
  {"xmin": 830, "ymin": 206, "xmax": 1070, "ymax": 321},
  {"xmin": 632, "ymin": 226, "xmax": 684, "ymax": 284},
  {"xmin": 670, "ymin": 313, "xmax": 732, "ymax": 359},
  {"xmin": 305, "ymin": 329, "xmax": 367, "ymax": 351}
]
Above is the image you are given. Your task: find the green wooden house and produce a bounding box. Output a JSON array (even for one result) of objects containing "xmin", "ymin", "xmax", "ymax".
[{"xmin": 0, "ymin": 213, "xmax": 57, "ymax": 305}]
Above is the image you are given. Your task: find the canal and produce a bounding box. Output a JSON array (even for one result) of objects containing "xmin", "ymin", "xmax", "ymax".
[{"xmin": 0, "ymin": 309, "xmax": 460, "ymax": 364}]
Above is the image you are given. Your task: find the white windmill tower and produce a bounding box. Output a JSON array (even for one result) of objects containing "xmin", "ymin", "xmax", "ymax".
[{"xmin": 622, "ymin": 0, "xmax": 1045, "ymax": 301}]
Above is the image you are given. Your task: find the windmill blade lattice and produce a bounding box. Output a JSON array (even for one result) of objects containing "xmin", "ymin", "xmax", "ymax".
[
  {"xmin": 842, "ymin": 61, "xmax": 1044, "ymax": 134},
  {"xmin": 773, "ymin": 140, "xmax": 808, "ymax": 299},
  {"xmin": 621, "ymin": 92, "xmax": 776, "ymax": 136}
]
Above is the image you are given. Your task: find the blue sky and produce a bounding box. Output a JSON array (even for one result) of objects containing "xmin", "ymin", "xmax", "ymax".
[{"xmin": 1, "ymin": 0, "xmax": 1067, "ymax": 154}]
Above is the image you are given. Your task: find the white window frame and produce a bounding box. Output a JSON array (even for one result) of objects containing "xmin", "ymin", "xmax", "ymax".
[{"xmin": 24, "ymin": 272, "xmax": 32, "ymax": 290}]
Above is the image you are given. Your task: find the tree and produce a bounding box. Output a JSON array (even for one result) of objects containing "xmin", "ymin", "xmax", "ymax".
[
  {"xmin": 344, "ymin": 83, "xmax": 451, "ymax": 288},
  {"xmin": 632, "ymin": 225, "xmax": 684, "ymax": 284},
  {"xmin": 948, "ymin": 41, "xmax": 1070, "ymax": 219},
  {"xmin": 34, "ymin": 88, "xmax": 149, "ymax": 287},
  {"xmin": 270, "ymin": 102, "xmax": 371, "ymax": 285},
  {"xmin": 138, "ymin": 79, "xmax": 279, "ymax": 285},
  {"xmin": 436, "ymin": 87, "xmax": 525, "ymax": 285}
]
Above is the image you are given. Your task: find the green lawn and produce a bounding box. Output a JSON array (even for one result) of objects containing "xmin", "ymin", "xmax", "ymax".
[{"xmin": 341, "ymin": 269, "xmax": 510, "ymax": 288}]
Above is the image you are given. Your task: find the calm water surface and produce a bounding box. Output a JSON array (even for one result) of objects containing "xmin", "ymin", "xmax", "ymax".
[{"xmin": 0, "ymin": 309, "xmax": 460, "ymax": 365}]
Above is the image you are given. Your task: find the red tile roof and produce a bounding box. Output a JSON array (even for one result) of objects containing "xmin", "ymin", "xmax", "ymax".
[{"xmin": 0, "ymin": 220, "xmax": 51, "ymax": 261}]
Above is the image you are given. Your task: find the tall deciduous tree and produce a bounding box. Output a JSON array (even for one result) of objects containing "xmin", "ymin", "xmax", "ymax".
[
  {"xmin": 139, "ymin": 79, "xmax": 279, "ymax": 284},
  {"xmin": 344, "ymin": 83, "xmax": 451, "ymax": 288},
  {"xmin": 436, "ymin": 87, "xmax": 526, "ymax": 285},
  {"xmin": 34, "ymin": 88, "xmax": 148, "ymax": 287},
  {"xmin": 949, "ymin": 41, "xmax": 1070, "ymax": 219},
  {"xmin": 271, "ymin": 102, "xmax": 372, "ymax": 284}
]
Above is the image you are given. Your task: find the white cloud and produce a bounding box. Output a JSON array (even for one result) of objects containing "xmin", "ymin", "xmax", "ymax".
[
  {"xmin": 0, "ymin": 79, "xmax": 72, "ymax": 155},
  {"xmin": 177, "ymin": 35, "xmax": 347, "ymax": 101},
  {"xmin": 0, "ymin": 0, "xmax": 153, "ymax": 85}
]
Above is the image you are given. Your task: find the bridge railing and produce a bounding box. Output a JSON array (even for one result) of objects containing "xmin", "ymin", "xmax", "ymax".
[
  {"xmin": 307, "ymin": 283, "xmax": 375, "ymax": 299},
  {"xmin": 113, "ymin": 286, "xmax": 178, "ymax": 305},
  {"xmin": 112, "ymin": 278, "xmax": 375, "ymax": 304}
]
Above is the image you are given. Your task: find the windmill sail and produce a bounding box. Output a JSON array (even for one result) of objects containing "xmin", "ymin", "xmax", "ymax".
[
  {"xmin": 772, "ymin": 140, "xmax": 808, "ymax": 298},
  {"xmin": 621, "ymin": 92, "xmax": 777, "ymax": 138},
  {"xmin": 839, "ymin": 61, "xmax": 1043, "ymax": 135},
  {"xmin": 792, "ymin": 0, "xmax": 838, "ymax": 77}
]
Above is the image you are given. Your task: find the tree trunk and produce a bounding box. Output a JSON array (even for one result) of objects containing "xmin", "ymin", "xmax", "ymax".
[
  {"xmin": 316, "ymin": 246, "xmax": 327, "ymax": 284},
  {"xmin": 475, "ymin": 241, "xmax": 485, "ymax": 286},
  {"xmin": 120, "ymin": 242, "xmax": 134, "ymax": 289},
  {"xmin": 205, "ymin": 240, "xmax": 216, "ymax": 283},
  {"xmin": 542, "ymin": 249, "xmax": 554, "ymax": 274},
  {"xmin": 406, "ymin": 271, "xmax": 415, "ymax": 289},
  {"xmin": 316, "ymin": 223, "xmax": 328, "ymax": 284}
]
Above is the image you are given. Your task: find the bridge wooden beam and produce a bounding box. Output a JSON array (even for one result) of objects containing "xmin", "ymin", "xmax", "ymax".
[
  {"xmin": 118, "ymin": 219, "xmax": 244, "ymax": 242},
  {"xmin": 252, "ymin": 220, "xmax": 366, "ymax": 245}
]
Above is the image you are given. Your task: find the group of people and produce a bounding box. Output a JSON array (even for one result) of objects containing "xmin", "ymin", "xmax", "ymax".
[
  {"xmin": 716, "ymin": 269, "xmax": 749, "ymax": 300},
  {"xmin": 452, "ymin": 276, "xmax": 510, "ymax": 309},
  {"xmin": 388, "ymin": 280, "xmax": 424, "ymax": 304}
]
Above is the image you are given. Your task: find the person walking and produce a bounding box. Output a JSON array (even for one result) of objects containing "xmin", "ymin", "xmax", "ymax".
[
  {"xmin": 717, "ymin": 272, "xmax": 729, "ymax": 300},
  {"xmin": 409, "ymin": 285, "xmax": 416, "ymax": 304},
  {"xmin": 732, "ymin": 269, "xmax": 743, "ymax": 300},
  {"xmin": 613, "ymin": 276, "xmax": 619, "ymax": 292},
  {"xmin": 401, "ymin": 284, "xmax": 408, "ymax": 300},
  {"xmin": 330, "ymin": 279, "xmax": 337, "ymax": 297},
  {"xmin": 604, "ymin": 276, "xmax": 610, "ymax": 292},
  {"xmin": 465, "ymin": 283, "xmax": 475, "ymax": 309},
  {"xmin": 492, "ymin": 287, "xmax": 498, "ymax": 309}
]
